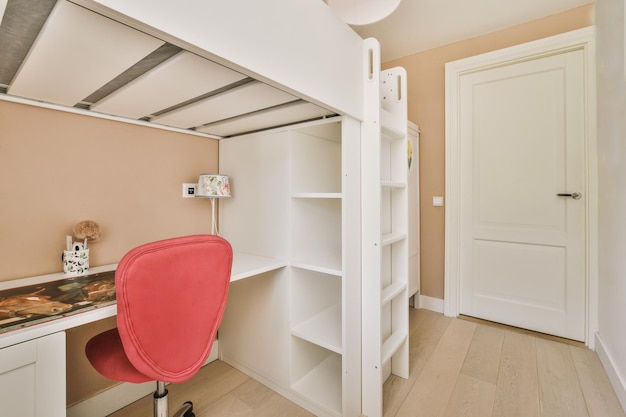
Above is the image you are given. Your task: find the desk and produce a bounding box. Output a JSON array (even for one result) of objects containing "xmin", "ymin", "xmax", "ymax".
[{"xmin": 0, "ymin": 252, "xmax": 286, "ymax": 417}]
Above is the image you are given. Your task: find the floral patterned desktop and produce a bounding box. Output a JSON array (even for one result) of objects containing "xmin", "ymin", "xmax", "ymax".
[{"xmin": 0, "ymin": 270, "xmax": 115, "ymax": 333}]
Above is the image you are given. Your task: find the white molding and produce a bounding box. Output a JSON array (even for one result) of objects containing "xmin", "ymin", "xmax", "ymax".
[
  {"xmin": 444, "ymin": 27, "xmax": 598, "ymax": 346},
  {"xmin": 67, "ymin": 342, "xmax": 219, "ymax": 417},
  {"xmin": 595, "ymin": 333, "xmax": 626, "ymax": 412},
  {"xmin": 419, "ymin": 295, "xmax": 444, "ymax": 314}
]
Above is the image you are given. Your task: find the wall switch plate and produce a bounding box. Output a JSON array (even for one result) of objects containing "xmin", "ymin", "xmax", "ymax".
[
  {"xmin": 182, "ymin": 183, "xmax": 197, "ymax": 198},
  {"xmin": 433, "ymin": 196, "xmax": 444, "ymax": 206}
]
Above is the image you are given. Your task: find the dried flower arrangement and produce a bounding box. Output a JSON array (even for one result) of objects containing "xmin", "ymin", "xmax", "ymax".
[
  {"xmin": 66, "ymin": 220, "xmax": 102, "ymax": 251},
  {"xmin": 73, "ymin": 220, "xmax": 102, "ymax": 244}
]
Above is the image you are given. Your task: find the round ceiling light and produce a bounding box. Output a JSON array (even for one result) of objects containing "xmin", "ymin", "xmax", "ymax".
[{"xmin": 326, "ymin": 0, "xmax": 402, "ymax": 26}]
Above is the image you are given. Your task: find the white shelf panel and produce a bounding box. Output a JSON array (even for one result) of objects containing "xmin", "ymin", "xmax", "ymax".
[
  {"xmin": 291, "ymin": 263, "xmax": 342, "ymax": 277},
  {"xmin": 381, "ymin": 281, "xmax": 407, "ymax": 306},
  {"xmin": 291, "ymin": 353, "xmax": 342, "ymax": 416},
  {"xmin": 381, "ymin": 180, "xmax": 406, "ymax": 189},
  {"xmin": 291, "ymin": 193, "xmax": 342, "ymax": 199},
  {"xmin": 381, "ymin": 232, "xmax": 407, "ymax": 246},
  {"xmin": 382, "ymin": 331, "xmax": 408, "ymax": 365},
  {"xmin": 231, "ymin": 252, "xmax": 287, "ymax": 282},
  {"xmin": 291, "ymin": 304, "xmax": 342, "ymax": 354}
]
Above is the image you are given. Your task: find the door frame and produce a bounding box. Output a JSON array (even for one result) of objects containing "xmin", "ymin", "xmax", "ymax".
[{"xmin": 444, "ymin": 27, "xmax": 597, "ymax": 346}]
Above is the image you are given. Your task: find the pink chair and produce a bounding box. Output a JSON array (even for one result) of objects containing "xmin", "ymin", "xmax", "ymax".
[{"xmin": 86, "ymin": 235, "xmax": 232, "ymax": 417}]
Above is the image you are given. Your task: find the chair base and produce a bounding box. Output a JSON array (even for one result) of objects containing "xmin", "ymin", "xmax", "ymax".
[{"xmin": 153, "ymin": 381, "xmax": 195, "ymax": 417}]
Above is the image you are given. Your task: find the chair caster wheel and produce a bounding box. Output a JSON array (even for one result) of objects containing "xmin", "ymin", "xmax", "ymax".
[{"xmin": 183, "ymin": 401, "xmax": 195, "ymax": 417}]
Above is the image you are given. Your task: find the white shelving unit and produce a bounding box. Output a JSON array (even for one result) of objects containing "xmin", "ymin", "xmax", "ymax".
[
  {"xmin": 218, "ymin": 116, "xmax": 361, "ymax": 417},
  {"xmin": 361, "ymin": 38, "xmax": 410, "ymax": 417}
]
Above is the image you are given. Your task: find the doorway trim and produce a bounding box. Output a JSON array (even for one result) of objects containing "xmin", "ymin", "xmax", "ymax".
[{"xmin": 443, "ymin": 27, "xmax": 597, "ymax": 346}]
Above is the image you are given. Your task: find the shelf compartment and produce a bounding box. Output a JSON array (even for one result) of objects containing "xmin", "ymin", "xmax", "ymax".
[
  {"xmin": 291, "ymin": 304, "xmax": 341, "ymax": 354},
  {"xmin": 291, "ymin": 338, "xmax": 342, "ymax": 416},
  {"xmin": 290, "ymin": 122, "xmax": 342, "ymax": 195},
  {"xmin": 291, "ymin": 268, "xmax": 342, "ymax": 353},
  {"xmin": 291, "ymin": 198, "xmax": 342, "ymax": 271}
]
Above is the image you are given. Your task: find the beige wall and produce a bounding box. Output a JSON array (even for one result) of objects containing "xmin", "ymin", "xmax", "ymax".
[
  {"xmin": 0, "ymin": 100, "xmax": 219, "ymax": 282},
  {"xmin": 384, "ymin": 4, "xmax": 595, "ymax": 300},
  {"xmin": 0, "ymin": 99, "xmax": 219, "ymax": 404}
]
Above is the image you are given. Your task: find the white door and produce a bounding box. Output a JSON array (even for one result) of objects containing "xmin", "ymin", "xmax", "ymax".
[{"xmin": 458, "ymin": 48, "xmax": 586, "ymax": 341}]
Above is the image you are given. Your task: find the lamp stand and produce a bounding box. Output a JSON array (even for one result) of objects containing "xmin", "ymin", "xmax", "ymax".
[{"xmin": 211, "ymin": 198, "xmax": 218, "ymax": 235}]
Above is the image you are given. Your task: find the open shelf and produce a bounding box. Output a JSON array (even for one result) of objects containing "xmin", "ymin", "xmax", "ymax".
[
  {"xmin": 230, "ymin": 252, "xmax": 288, "ymax": 282},
  {"xmin": 291, "ymin": 268, "xmax": 341, "ymax": 336},
  {"xmin": 291, "ymin": 338, "xmax": 342, "ymax": 416},
  {"xmin": 290, "ymin": 121, "xmax": 341, "ymax": 196},
  {"xmin": 291, "ymin": 198, "xmax": 342, "ymax": 271},
  {"xmin": 291, "ymin": 263, "xmax": 342, "ymax": 277},
  {"xmin": 291, "ymin": 303, "xmax": 341, "ymax": 354}
]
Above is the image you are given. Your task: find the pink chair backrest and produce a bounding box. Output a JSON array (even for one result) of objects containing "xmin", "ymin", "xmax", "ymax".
[{"xmin": 115, "ymin": 234, "xmax": 232, "ymax": 383}]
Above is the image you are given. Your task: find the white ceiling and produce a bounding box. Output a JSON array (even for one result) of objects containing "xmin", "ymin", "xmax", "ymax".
[{"xmin": 351, "ymin": 0, "xmax": 594, "ymax": 62}]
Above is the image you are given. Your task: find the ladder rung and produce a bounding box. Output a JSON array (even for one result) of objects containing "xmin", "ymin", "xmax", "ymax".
[
  {"xmin": 381, "ymin": 180, "xmax": 406, "ymax": 189},
  {"xmin": 382, "ymin": 331, "xmax": 408, "ymax": 364},
  {"xmin": 381, "ymin": 232, "xmax": 406, "ymax": 246},
  {"xmin": 382, "ymin": 281, "xmax": 407, "ymax": 305}
]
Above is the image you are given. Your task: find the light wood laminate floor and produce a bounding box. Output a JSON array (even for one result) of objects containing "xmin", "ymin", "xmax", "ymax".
[{"xmin": 108, "ymin": 309, "xmax": 625, "ymax": 417}]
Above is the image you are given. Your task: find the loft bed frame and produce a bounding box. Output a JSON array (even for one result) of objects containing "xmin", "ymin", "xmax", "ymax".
[{"xmin": 0, "ymin": 0, "xmax": 365, "ymax": 138}]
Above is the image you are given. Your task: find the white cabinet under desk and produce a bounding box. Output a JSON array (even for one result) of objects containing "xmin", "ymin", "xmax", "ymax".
[{"xmin": 0, "ymin": 331, "xmax": 66, "ymax": 417}]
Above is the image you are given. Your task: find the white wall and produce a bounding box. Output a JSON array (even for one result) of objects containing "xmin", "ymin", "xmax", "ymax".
[{"xmin": 596, "ymin": 0, "xmax": 626, "ymax": 409}]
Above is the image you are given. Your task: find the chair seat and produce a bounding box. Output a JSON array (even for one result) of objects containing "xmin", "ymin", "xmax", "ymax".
[{"xmin": 86, "ymin": 328, "xmax": 152, "ymax": 383}]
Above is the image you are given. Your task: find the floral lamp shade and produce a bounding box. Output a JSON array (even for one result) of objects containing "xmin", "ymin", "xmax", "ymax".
[
  {"xmin": 197, "ymin": 174, "xmax": 231, "ymax": 198},
  {"xmin": 196, "ymin": 174, "xmax": 230, "ymax": 235}
]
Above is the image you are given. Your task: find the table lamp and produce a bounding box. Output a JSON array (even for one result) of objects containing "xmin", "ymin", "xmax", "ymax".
[{"xmin": 196, "ymin": 174, "xmax": 231, "ymax": 235}]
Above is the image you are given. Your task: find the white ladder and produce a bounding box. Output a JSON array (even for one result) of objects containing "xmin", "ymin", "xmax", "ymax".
[{"xmin": 361, "ymin": 38, "xmax": 409, "ymax": 417}]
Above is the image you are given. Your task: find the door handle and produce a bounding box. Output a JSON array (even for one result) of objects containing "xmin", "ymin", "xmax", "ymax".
[{"xmin": 557, "ymin": 192, "xmax": 582, "ymax": 200}]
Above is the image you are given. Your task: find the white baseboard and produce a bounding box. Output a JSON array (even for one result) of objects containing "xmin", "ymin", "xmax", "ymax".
[
  {"xmin": 418, "ymin": 294, "xmax": 444, "ymax": 313},
  {"xmin": 595, "ymin": 333, "xmax": 626, "ymax": 412},
  {"xmin": 67, "ymin": 341, "xmax": 219, "ymax": 417}
]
